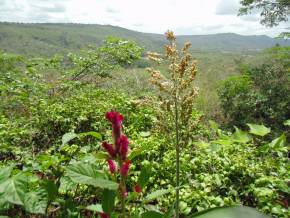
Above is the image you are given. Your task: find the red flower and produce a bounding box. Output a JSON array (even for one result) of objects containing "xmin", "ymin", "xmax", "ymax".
[
  {"xmin": 134, "ymin": 184, "xmax": 142, "ymax": 193},
  {"xmin": 107, "ymin": 159, "xmax": 117, "ymax": 174},
  {"xmin": 99, "ymin": 212, "xmax": 109, "ymax": 218},
  {"xmin": 120, "ymin": 160, "xmax": 131, "ymax": 177},
  {"xmin": 118, "ymin": 135, "xmax": 129, "ymax": 160},
  {"xmin": 105, "ymin": 111, "xmax": 123, "ymax": 142},
  {"xmin": 102, "ymin": 142, "xmax": 116, "ymax": 158}
]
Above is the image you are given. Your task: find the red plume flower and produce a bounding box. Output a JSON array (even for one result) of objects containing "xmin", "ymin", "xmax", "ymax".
[
  {"xmin": 107, "ymin": 159, "xmax": 117, "ymax": 174},
  {"xmin": 120, "ymin": 160, "xmax": 131, "ymax": 177},
  {"xmin": 99, "ymin": 212, "xmax": 110, "ymax": 218},
  {"xmin": 134, "ymin": 184, "xmax": 142, "ymax": 193},
  {"xmin": 102, "ymin": 142, "xmax": 116, "ymax": 158},
  {"xmin": 118, "ymin": 135, "xmax": 129, "ymax": 160},
  {"xmin": 105, "ymin": 111, "xmax": 123, "ymax": 142}
]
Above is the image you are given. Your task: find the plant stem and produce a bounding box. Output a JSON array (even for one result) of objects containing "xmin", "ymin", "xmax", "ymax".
[
  {"xmin": 174, "ymin": 93, "xmax": 180, "ymax": 218},
  {"xmin": 118, "ymin": 158, "xmax": 126, "ymax": 218},
  {"xmin": 120, "ymin": 177, "xmax": 126, "ymax": 218}
]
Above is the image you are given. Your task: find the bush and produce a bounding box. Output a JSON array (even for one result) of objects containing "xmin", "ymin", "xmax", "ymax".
[{"xmin": 218, "ymin": 60, "xmax": 290, "ymax": 132}]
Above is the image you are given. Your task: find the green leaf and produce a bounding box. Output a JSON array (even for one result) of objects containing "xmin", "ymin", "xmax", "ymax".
[
  {"xmin": 190, "ymin": 206, "xmax": 270, "ymax": 218},
  {"xmin": 102, "ymin": 189, "xmax": 116, "ymax": 215},
  {"xmin": 66, "ymin": 163, "xmax": 118, "ymax": 190},
  {"xmin": 42, "ymin": 180, "xmax": 58, "ymax": 201},
  {"xmin": 164, "ymin": 203, "xmax": 175, "ymax": 218},
  {"xmin": 95, "ymin": 151, "xmax": 109, "ymax": 160},
  {"xmin": 24, "ymin": 188, "xmax": 48, "ymax": 214},
  {"xmin": 247, "ymin": 124, "xmax": 270, "ymax": 137},
  {"xmin": 141, "ymin": 211, "xmax": 164, "ymax": 218},
  {"xmin": 62, "ymin": 132, "xmax": 78, "ymax": 146},
  {"xmin": 268, "ymin": 134, "xmax": 286, "ymax": 148},
  {"xmin": 0, "ymin": 173, "xmax": 28, "ymax": 205},
  {"xmin": 137, "ymin": 166, "xmax": 151, "ymax": 188},
  {"xmin": 80, "ymin": 131, "xmax": 102, "ymax": 139},
  {"xmin": 232, "ymin": 127, "xmax": 251, "ymax": 143},
  {"xmin": 283, "ymin": 120, "xmax": 290, "ymax": 126},
  {"xmin": 0, "ymin": 166, "xmax": 12, "ymax": 182},
  {"xmin": 128, "ymin": 148, "xmax": 144, "ymax": 160},
  {"xmin": 140, "ymin": 131, "xmax": 151, "ymax": 138},
  {"xmin": 145, "ymin": 189, "xmax": 170, "ymax": 202},
  {"xmin": 86, "ymin": 204, "xmax": 103, "ymax": 213}
]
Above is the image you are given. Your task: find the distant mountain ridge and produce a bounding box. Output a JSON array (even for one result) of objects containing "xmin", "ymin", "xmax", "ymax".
[{"xmin": 0, "ymin": 22, "xmax": 289, "ymax": 56}]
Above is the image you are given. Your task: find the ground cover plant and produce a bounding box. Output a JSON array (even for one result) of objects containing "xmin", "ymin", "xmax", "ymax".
[{"xmin": 0, "ymin": 30, "xmax": 289, "ymax": 218}]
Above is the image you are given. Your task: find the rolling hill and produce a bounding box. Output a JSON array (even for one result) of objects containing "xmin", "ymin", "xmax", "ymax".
[{"xmin": 0, "ymin": 22, "xmax": 289, "ymax": 56}]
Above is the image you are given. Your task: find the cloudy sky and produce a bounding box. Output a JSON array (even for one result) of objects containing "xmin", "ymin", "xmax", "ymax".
[{"xmin": 0, "ymin": 0, "xmax": 289, "ymax": 36}]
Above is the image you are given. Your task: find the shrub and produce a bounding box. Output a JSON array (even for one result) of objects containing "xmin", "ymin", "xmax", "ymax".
[{"xmin": 218, "ymin": 60, "xmax": 290, "ymax": 132}]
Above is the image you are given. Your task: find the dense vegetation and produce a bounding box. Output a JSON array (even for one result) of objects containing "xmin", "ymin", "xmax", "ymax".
[
  {"xmin": 1, "ymin": 22, "xmax": 290, "ymax": 56},
  {"xmin": 218, "ymin": 46, "xmax": 290, "ymax": 132},
  {"xmin": 0, "ymin": 27, "xmax": 289, "ymax": 218}
]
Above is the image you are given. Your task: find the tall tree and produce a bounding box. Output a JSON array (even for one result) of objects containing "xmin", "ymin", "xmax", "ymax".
[{"xmin": 239, "ymin": 0, "xmax": 290, "ymax": 27}]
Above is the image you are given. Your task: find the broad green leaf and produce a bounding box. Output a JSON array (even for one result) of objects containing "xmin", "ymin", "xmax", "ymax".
[
  {"xmin": 86, "ymin": 204, "xmax": 103, "ymax": 213},
  {"xmin": 24, "ymin": 188, "xmax": 48, "ymax": 214},
  {"xmin": 0, "ymin": 166, "xmax": 12, "ymax": 182},
  {"xmin": 145, "ymin": 189, "xmax": 170, "ymax": 202},
  {"xmin": 66, "ymin": 163, "xmax": 118, "ymax": 190},
  {"xmin": 141, "ymin": 211, "xmax": 164, "ymax": 218},
  {"xmin": 247, "ymin": 124, "xmax": 270, "ymax": 137},
  {"xmin": 190, "ymin": 206, "xmax": 270, "ymax": 218},
  {"xmin": 164, "ymin": 203, "xmax": 175, "ymax": 218},
  {"xmin": 269, "ymin": 134, "xmax": 286, "ymax": 148},
  {"xmin": 59, "ymin": 176, "xmax": 77, "ymax": 193},
  {"xmin": 283, "ymin": 120, "xmax": 290, "ymax": 126},
  {"xmin": 137, "ymin": 166, "xmax": 151, "ymax": 188},
  {"xmin": 102, "ymin": 189, "xmax": 116, "ymax": 215},
  {"xmin": 211, "ymin": 139, "xmax": 232, "ymax": 146},
  {"xmin": 232, "ymin": 127, "xmax": 251, "ymax": 143},
  {"xmin": 128, "ymin": 148, "xmax": 144, "ymax": 160},
  {"xmin": 62, "ymin": 132, "xmax": 78, "ymax": 146},
  {"xmin": 95, "ymin": 151, "xmax": 109, "ymax": 160},
  {"xmin": 42, "ymin": 180, "xmax": 58, "ymax": 201},
  {"xmin": 80, "ymin": 131, "xmax": 102, "ymax": 139},
  {"xmin": 0, "ymin": 192, "xmax": 10, "ymax": 210},
  {"xmin": 0, "ymin": 173, "xmax": 28, "ymax": 205},
  {"xmin": 194, "ymin": 141, "xmax": 210, "ymax": 148}
]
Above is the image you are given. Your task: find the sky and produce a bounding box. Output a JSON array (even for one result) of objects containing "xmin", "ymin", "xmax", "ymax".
[{"xmin": 0, "ymin": 0, "xmax": 289, "ymax": 37}]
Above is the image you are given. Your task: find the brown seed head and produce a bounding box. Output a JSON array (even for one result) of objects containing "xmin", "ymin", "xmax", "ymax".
[{"xmin": 165, "ymin": 30, "xmax": 176, "ymax": 41}]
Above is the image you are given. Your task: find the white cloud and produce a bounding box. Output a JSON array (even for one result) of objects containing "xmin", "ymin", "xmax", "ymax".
[
  {"xmin": 216, "ymin": 0, "xmax": 239, "ymax": 15},
  {"xmin": 0, "ymin": 0, "xmax": 288, "ymax": 36}
]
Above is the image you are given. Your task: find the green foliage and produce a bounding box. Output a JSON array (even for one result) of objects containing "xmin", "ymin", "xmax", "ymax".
[
  {"xmin": 217, "ymin": 50, "xmax": 290, "ymax": 131},
  {"xmin": 247, "ymin": 124, "xmax": 271, "ymax": 137},
  {"xmin": 65, "ymin": 163, "xmax": 118, "ymax": 190},
  {"xmin": 0, "ymin": 33, "xmax": 287, "ymax": 218},
  {"xmin": 68, "ymin": 36, "xmax": 143, "ymax": 80},
  {"xmin": 190, "ymin": 206, "xmax": 270, "ymax": 218},
  {"xmin": 239, "ymin": 0, "xmax": 290, "ymax": 27}
]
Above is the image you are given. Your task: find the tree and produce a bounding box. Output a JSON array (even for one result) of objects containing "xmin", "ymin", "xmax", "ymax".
[
  {"xmin": 239, "ymin": 0, "xmax": 290, "ymax": 27},
  {"xmin": 69, "ymin": 37, "xmax": 143, "ymax": 80}
]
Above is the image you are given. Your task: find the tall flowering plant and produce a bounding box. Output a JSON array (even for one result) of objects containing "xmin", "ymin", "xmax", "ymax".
[
  {"xmin": 101, "ymin": 111, "xmax": 142, "ymax": 218},
  {"xmin": 147, "ymin": 31, "xmax": 199, "ymax": 218}
]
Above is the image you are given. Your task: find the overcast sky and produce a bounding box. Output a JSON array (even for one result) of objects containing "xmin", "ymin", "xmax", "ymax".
[{"xmin": 0, "ymin": 0, "xmax": 289, "ymax": 36}]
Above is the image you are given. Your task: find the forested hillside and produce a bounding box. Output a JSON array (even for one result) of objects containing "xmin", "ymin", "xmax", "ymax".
[{"xmin": 0, "ymin": 22, "xmax": 289, "ymax": 56}]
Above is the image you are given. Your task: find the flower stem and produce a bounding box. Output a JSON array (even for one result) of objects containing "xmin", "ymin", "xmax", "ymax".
[
  {"xmin": 119, "ymin": 158, "xmax": 126, "ymax": 218},
  {"xmin": 174, "ymin": 93, "xmax": 180, "ymax": 218},
  {"xmin": 120, "ymin": 178, "xmax": 125, "ymax": 218}
]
